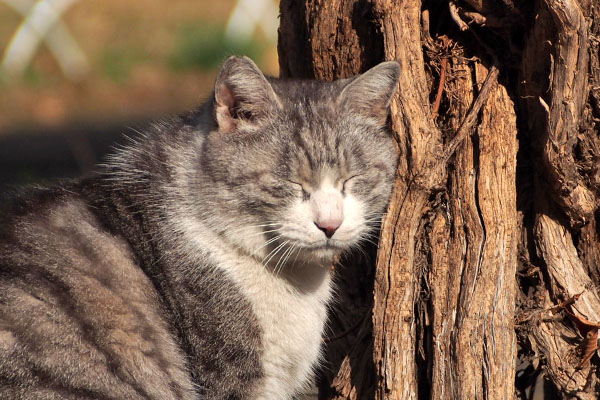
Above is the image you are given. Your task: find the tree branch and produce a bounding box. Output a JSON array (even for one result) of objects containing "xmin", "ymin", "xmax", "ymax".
[{"xmin": 444, "ymin": 65, "xmax": 499, "ymax": 161}]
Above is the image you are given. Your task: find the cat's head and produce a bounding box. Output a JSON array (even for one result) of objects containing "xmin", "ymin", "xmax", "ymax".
[{"xmin": 199, "ymin": 56, "xmax": 399, "ymax": 267}]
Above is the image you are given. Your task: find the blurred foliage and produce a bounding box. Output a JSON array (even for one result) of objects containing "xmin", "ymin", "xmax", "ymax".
[
  {"xmin": 23, "ymin": 66, "xmax": 44, "ymax": 86},
  {"xmin": 170, "ymin": 23, "xmax": 264, "ymax": 71},
  {"xmin": 0, "ymin": 1, "xmax": 279, "ymax": 133},
  {"xmin": 101, "ymin": 47, "xmax": 147, "ymax": 84},
  {"xmin": 101, "ymin": 47, "xmax": 134, "ymax": 83}
]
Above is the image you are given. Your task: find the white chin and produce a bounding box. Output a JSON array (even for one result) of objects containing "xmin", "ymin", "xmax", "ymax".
[{"xmin": 303, "ymin": 244, "xmax": 343, "ymax": 262}]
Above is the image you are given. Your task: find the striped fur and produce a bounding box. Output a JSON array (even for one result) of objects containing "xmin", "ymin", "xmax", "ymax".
[{"xmin": 0, "ymin": 56, "xmax": 399, "ymax": 399}]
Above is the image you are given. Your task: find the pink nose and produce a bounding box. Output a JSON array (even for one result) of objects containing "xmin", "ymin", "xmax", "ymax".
[{"xmin": 315, "ymin": 220, "xmax": 342, "ymax": 238}]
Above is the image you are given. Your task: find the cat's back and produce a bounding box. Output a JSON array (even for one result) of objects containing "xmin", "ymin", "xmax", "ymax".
[{"xmin": 0, "ymin": 187, "xmax": 197, "ymax": 400}]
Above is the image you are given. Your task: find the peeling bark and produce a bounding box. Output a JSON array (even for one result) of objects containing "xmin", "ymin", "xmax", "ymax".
[{"xmin": 522, "ymin": 0, "xmax": 595, "ymax": 228}]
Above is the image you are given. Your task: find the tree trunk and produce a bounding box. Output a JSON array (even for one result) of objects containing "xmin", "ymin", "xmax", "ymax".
[{"xmin": 278, "ymin": 0, "xmax": 600, "ymax": 399}]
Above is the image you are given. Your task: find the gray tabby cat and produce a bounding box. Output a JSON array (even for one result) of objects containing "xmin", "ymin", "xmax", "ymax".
[{"xmin": 0, "ymin": 56, "xmax": 399, "ymax": 399}]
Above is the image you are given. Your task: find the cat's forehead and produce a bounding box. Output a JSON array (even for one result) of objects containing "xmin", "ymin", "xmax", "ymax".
[
  {"xmin": 277, "ymin": 113, "xmax": 362, "ymax": 183},
  {"xmin": 269, "ymin": 79, "xmax": 346, "ymax": 134},
  {"xmin": 254, "ymin": 77, "xmax": 391, "ymax": 180},
  {"xmin": 269, "ymin": 78, "xmax": 343, "ymax": 104}
]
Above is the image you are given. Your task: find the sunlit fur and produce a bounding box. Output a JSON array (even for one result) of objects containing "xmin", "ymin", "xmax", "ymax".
[{"xmin": 0, "ymin": 56, "xmax": 400, "ymax": 399}]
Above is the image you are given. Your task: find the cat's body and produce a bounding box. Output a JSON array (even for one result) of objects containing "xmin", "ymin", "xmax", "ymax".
[{"xmin": 0, "ymin": 57, "xmax": 400, "ymax": 399}]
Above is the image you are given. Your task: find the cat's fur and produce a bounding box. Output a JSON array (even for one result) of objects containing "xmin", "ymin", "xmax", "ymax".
[{"xmin": 0, "ymin": 56, "xmax": 400, "ymax": 399}]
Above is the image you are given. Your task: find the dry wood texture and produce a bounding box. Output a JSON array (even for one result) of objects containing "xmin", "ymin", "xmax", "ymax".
[{"xmin": 279, "ymin": 0, "xmax": 600, "ymax": 398}]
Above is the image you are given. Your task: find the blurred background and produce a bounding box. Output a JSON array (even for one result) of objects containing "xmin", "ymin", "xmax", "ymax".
[{"xmin": 0, "ymin": 0, "xmax": 279, "ymax": 193}]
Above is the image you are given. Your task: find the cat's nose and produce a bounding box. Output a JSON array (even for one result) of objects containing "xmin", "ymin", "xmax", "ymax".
[
  {"xmin": 310, "ymin": 181, "xmax": 344, "ymax": 239},
  {"xmin": 315, "ymin": 219, "xmax": 342, "ymax": 238}
]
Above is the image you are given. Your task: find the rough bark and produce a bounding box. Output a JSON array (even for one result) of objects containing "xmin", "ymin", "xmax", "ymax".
[
  {"xmin": 278, "ymin": 0, "xmax": 600, "ymax": 398},
  {"xmin": 426, "ymin": 61, "xmax": 518, "ymax": 400}
]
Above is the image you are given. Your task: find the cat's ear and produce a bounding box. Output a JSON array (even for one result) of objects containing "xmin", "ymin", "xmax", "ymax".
[
  {"xmin": 214, "ymin": 56, "xmax": 281, "ymax": 133},
  {"xmin": 338, "ymin": 61, "xmax": 400, "ymax": 124}
]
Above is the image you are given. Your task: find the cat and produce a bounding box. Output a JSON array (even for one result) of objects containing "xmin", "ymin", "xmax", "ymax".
[{"xmin": 0, "ymin": 56, "xmax": 400, "ymax": 399}]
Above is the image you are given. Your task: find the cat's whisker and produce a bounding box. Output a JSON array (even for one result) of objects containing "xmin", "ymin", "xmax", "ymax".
[
  {"xmin": 261, "ymin": 239, "xmax": 285, "ymax": 262},
  {"xmin": 357, "ymin": 246, "xmax": 371, "ymax": 260},
  {"xmin": 230, "ymin": 222, "xmax": 282, "ymax": 232},
  {"xmin": 272, "ymin": 244, "xmax": 288, "ymax": 275},
  {"xmin": 358, "ymin": 236, "xmax": 379, "ymax": 248},
  {"xmin": 275, "ymin": 242, "xmax": 297, "ymax": 276},
  {"xmin": 262, "ymin": 240, "xmax": 289, "ymax": 269},
  {"xmin": 349, "ymin": 242, "xmax": 370, "ymax": 261},
  {"xmin": 291, "ymin": 244, "xmax": 302, "ymax": 265},
  {"xmin": 253, "ymin": 234, "xmax": 284, "ymax": 257},
  {"xmin": 224, "ymin": 223, "xmax": 285, "ymax": 240},
  {"xmin": 286, "ymin": 244, "xmax": 299, "ymax": 268},
  {"xmin": 273, "ymin": 243, "xmax": 291, "ymax": 276},
  {"xmin": 230, "ymin": 228, "xmax": 280, "ymax": 240},
  {"xmin": 360, "ymin": 230, "xmax": 380, "ymax": 240}
]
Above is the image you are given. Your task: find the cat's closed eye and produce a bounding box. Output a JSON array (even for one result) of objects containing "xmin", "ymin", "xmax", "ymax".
[
  {"xmin": 285, "ymin": 179, "xmax": 310, "ymax": 199},
  {"xmin": 341, "ymin": 174, "xmax": 362, "ymax": 194}
]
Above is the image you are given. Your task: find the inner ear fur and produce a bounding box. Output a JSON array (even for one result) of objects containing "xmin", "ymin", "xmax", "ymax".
[{"xmin": 214, "ymin": 56, "xmax": 281, "ymax": 132}]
